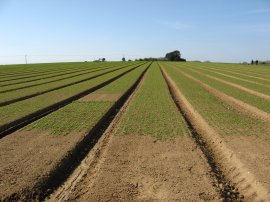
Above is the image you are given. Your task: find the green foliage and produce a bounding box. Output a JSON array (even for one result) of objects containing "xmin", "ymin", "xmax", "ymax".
[
  {"xmin": 0, "ymin": 64, "xmax": 128, "ymax": 103},
  {"xmin": 115, "ymin": 62, "xmax": 189, "ymax": 139},
  {"xmin": 21, "ymin": 63, "xmax": 149, "ymax": 136},
  {"xmin": 174, "ymin": 65, "xmax": 270, "ymax": 113},
  {"xmin": 0, "ymin": 63, "xmax": 145, "ymax": 127},
  {"xmin": 26, "ymin": 101, "xmax": 112, "ymax": 135},
  {"xmin": 163, "ymin": 63, "xmax": 268, "ymax": 137},
  {"xmin": 165, "ymin": 50, "xmax": 186, "ymax": 61},
  {"xmin": 95, "ymin": 64, "xmax": 148, "ymax": 94}
]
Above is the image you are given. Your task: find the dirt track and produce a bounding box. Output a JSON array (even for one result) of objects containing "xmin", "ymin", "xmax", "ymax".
[
  {"xmin": 53, "ymin": 135, "xmax": 219, "ymax": 201},
  {"xmin": 0, "ymin": 130, "xmax": 85, "ymax": 201}
]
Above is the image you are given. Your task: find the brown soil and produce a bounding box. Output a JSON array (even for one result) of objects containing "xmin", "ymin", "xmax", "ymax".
[
  {"xmin": 160, "ymin": 66, "xmax": 270, "ymax": 201},
  {"xmin": 0, "ymin": 129, "xmax": 85, "ymax": 201},
  {"xmin": 174, "ymin": 67, "xmax": 270, "ymax": 123},
  {"xmin": 79, "ymin": 93, "xmax": 121, "ymax": 101},
  {"xmin": 52, "ymin": 135, "xmax": 219, "ymax": 201},
  {"xmin": 188, "ymin": 67, "xmax": 270, "ymax": 101},
  {"xmin": 223, "ymin": 135, "xmax": 270, "ymax": 191}
]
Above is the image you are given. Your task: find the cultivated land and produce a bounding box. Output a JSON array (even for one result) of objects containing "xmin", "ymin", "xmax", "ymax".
[{"xmin": 0, "ymin": 61, "xmax": 269, "ymax": 201}]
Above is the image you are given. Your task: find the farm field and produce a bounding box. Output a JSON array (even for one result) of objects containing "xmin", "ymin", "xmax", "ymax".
[{"xmin": 0, "ymin": 61, "xmax": 270, "ymax": 201}]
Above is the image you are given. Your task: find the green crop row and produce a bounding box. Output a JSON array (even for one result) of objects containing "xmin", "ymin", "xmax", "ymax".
[
  {"xmin": 25, "ymin": 62, "xmax": 148, "ymax": 135},
  {"xmin": 0, "ymin": 64, "xmax": 131, "ymax": 104},
  {"xmin": 162, "ymin": 63, "xmax": 269, "ymax": 138},
  {"xmin": 187, "ymin": 62, "xmax": 270, "ymax": 76},
  {"xmin": 170, "ymin": 64, "xmax": 270, "ymax": 113},
  {"xmin": 115, "ymin": 62, "xmax": 189, "ymax": 139},
  {"xmin": 186, "ymin": 62, "xmax": 270, "ymax": 80},
  {"xmin": 0, "ymin": 62, "xmax": 115, "ymax": 77},
  {"xmin": 0, "ymin": 63, "xmax": 90, "ymax": 80},
  {"xmin": 179, "ymin": 64, "xmax": 270, "ymax": 96},
  {"xmin": 0, "ymin": 63, "xmax": 120, "ymax": 93},
  {"xmin": 0, "ymin": 63, "xmax": 148, "ymax": 128},
  {"xmin": 199, "ymin": 65, "xmax": 270, "ymax": 85},
  {"xmin": 0, "ymin": 62, "xmax": 119, "ymax": 85}
]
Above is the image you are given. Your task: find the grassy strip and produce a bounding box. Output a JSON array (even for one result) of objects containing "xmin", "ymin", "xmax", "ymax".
[
  {"xmin": 25, "ymin": 63, "xmax": 148, "ymax": 135},
  {"xmin": 173, "ymin": 64, "xmax": 270, "ymax": 114},
  {"xmin": 162, "ymin": 63, "xmax": 268, "ymax": 138},
  {"xmin": 26, "ymin": 101, "xmax": 113, "ymax": 135},
  {"xmin": 0, "ymin": 63, "xmax": 148, "ymax": 129},
  {"xmin": 0, "ymin": 64, "xmax": 132, "ymax": 105},
  {"xmin": 115, "ymin": 62, "xmax": 189, "ymax": 139},
  {"xmin": 180, "ymin": 64, "xmax": 270, "ymax": 96}
]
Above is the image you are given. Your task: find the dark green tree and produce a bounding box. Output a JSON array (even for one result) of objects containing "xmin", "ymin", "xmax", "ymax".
[{"xmin": 165, "ymin": 50, "xmax": 186, "ymax": 61}]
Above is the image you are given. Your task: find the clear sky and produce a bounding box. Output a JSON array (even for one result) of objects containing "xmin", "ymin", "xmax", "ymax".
[{"xmin": 0, "ymin": 0, "xmax": 270, "ymax": 64}]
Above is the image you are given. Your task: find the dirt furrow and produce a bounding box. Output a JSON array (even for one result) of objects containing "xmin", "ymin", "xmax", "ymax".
[
  {"xmin": 47, "ymin": 61, "xmax": 149, "ymax": 202},
  {"xmin": 174, "ymin": 67, "xmax": 270, "ymax": 123},
  {"xmin": 160, "ymin": 66, "xmax": 270, "ymax": 201},
  {"xmin": 188, "ymin": 67, "xmax": 270, "ymax": 101}
]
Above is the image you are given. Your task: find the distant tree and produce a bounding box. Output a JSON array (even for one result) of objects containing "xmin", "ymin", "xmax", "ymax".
[
  {"xmin": 255, "ymin": 60, "xmax": 258, "ymax": 65},
  {"xmin": 102, "ymin": 58, "xmax": 106, "ymax": 62},
  {"xmin": 122, "ymin": 57, "xmax": 126, "ymax": 62},
  {"xmin": 251, "ymin": 60, "xmax": 254, "ymax": 65},
  {"xmin": 165, "ymin": 50, "xmax": 186, "ymax": 61},
  {"xmin": 128, "ymin": 59, "xmax": 132, "ymax": 62}
]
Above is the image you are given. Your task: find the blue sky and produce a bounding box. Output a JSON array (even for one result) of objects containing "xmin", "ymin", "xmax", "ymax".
[{"xmin": 0, "ymin": 0, "xmax": 270, "ymax": 64}]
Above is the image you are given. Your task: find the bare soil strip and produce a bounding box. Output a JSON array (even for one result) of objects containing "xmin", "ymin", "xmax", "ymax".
[
  {"xmin": 0, "ymin": 64, "xmax": 150, "ymax": 202},
  {"xmin": 188, "ymin": 67, "xmax": 270, "ymax": 101},
  {"xmin": 174, "ymin": 67, "xmax": 270, "ymax": 123},
  {"xmin": 48, "ymin": 65, "xmax": 220, "ymax": 202},
  {"xmin": 0, "ymin": 63, "xmax": 145, "ymax": 139},
  {"xmin": 198, "ymin": 67, "xmax": 270, "ymax": 88},
  {"xmin": 160, "ymin": 66, "xmax": 270, "ymax": 201},
  {"xmin": 0, "ymin": 63, "xmax": 137, "ymax": 107}
]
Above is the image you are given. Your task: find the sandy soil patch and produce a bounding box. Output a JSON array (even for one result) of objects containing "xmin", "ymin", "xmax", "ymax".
[
  {"xmin": 223, "ymin": 135, "xmax": 270, "ymax": 191},
  {"xmin": 0, "ymin": 129, "xmax": 84, "ymax": 200},
  {"xmin": 65, "ymin": 134, "xmax": 219, "ymax": 201}
]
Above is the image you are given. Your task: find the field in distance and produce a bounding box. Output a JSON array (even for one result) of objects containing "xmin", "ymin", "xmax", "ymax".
[{"xmin": 0, "ymin": 61, "xmax": 269, "ymax": 201}]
